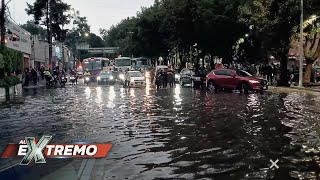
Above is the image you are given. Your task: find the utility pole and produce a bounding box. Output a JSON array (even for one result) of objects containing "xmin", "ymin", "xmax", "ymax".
[
  {"xmin": 48, "ymin": 0, "xmax": 53, "ymax": 73},
  {"xmin": 298, "ymin": 0, "xmax": 304, "ymax": 87},
  {"xmin": 0, "ymin": 0, "xmax": 6, "ymax": 48}
]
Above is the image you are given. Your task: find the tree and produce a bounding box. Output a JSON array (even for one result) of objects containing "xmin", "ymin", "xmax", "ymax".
[
  {"xmin": 302, "ymin": 17, "xmax": 320, "ymax": 83},
  {"xmin": 239, "ymin": 0, "xmax": 320, "ymax": 86},
  {"xmin": 88, "ymin": 33, "xmax": 105, "ymax": 48},
  {"xmin": 20, "ymin": 21, "xmax": 47, "ymax": 39},
  {"xmin": 25, "ymin": 0, "xmax": 71, "ymax": 41}
]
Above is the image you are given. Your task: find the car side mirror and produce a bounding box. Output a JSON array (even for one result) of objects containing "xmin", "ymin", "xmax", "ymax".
[{"xmin": 232, "ymin": 74, "xmax": 236, "ymax": 78}]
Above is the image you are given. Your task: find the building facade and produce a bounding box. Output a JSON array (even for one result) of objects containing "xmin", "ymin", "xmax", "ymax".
[
  {"xmin": 4, "ymin": 18, "xmax": 32, "ymax": 69},
  {"xmin": 31, "ymin": 35, "xmax": 49, "ymax": 70}
]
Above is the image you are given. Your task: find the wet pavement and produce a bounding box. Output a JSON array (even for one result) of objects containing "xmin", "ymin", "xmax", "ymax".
[{"xmin": 1, "ymin": 84, "xmax": 320, "ymax": 179}]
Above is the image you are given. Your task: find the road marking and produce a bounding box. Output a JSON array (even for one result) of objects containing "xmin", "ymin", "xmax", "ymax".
[{"xmin": 270, "ymin": 159, "xmax": 279, "ymax": 169}]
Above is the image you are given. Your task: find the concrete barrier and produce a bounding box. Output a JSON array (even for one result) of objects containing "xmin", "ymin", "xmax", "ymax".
[
  {"xmin": 0, "ymin": 87, "xmax": 5, "ymax": 97},
  {"xmin": 0, "ymin": 83, "xmax": 22, "ymax": 97}
]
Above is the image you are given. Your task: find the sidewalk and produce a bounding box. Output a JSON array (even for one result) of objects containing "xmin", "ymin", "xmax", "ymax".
[
  {"xmin": 268, "ymin": 85, "xmax": 320, "ymax": 94},
  {"xmin": 22, "ymin": 79, "xmax": 46, "ymax": 89}
]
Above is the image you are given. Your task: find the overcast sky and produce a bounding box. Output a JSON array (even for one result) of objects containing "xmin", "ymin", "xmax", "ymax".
[{"xmin": 7, "ymin": 0, "xmax": 154, "ymax": 35}]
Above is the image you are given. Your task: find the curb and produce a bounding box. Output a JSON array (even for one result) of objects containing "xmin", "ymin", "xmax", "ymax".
[{"xmin": 268, "ymin": 86, "xmax": 320, "ymax": 94}]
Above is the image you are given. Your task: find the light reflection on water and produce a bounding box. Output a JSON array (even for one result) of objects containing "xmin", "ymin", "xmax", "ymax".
[
  {"xmin": 96, "ymin": 86, "xmax": 102, "ymax": 104},
  {"xmin": 107, "ymin": 86, "xmax": 116, "ymax": 108},
  {"xmin": 85, "ymin": 87, "xmax": 91, "ymax": 99},
  {"xmin": 1, "ymin": 87, "xmax": 320, "ymax": 179}
]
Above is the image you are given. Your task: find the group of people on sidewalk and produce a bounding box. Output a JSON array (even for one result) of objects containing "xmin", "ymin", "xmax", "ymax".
[
  {"xmin": 121, "ymin": 67, "xmax": 176, "ymax": 89},
  {"xmin": 22, "ymin": 66, "xmax": 72, "ymax": 87},
  {"xmin": 22, "ymin": 67, "xmax": 42, "ymax": 86},
  {"xmin": 154, "ymin": 69, "xmax": 175, "ymax": 89}
]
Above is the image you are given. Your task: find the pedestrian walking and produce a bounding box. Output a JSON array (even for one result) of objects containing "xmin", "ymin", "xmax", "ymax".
[
  {"xmin": 167, "ymin": 70, "xmax": 175, "ymax": 88},
  {"xmin": 23, "ymin": 68, "xmax": 30, "ymax": 86},
  {"xmin": 40, "ymin": 66, "xmax": 45, "ymax": 80},
  {"xmin": 162, "ymin": 70, "xmax": 168, "ymax": 88},
  {"xmin": 150, "ymin": 68, "xmax": 155, "ymax": 86},
  {"xmin": 156, "ymin": 70, "xmax": 163, "ymax": 89},
  {"xmin": 266, "ymin": 64, "xmax": 274, "ymax": 85},
  {"xmin": 31, "ymin": 68, "xmax": 38, "ymax": 85}
]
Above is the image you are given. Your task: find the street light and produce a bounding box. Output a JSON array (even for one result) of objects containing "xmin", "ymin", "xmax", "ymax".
[
  {"xmin": 311, "ymin": 15, "xmax": 317, "ymax": 19},
  {"xmin": 298, "ymin": 0, "xmax": 304, "ymax": 87},
  {"xmin": 84, "ymin": 32, "xmax": 89, "ymax": 37}
]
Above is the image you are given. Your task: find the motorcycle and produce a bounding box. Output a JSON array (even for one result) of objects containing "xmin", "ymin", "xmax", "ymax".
[
  {"xmin": 84, "ymin": 76, "xmax": 90, "ymax": 85},
  {"xmin": 60, "ymin": 76, "xmax": 67, "ymax": 88},
  {"xmin": 46, "ymin": 76, "xmax": 57, "ymax": 88},
  {"xmin": 70, "ymin": 76, "xmax": 76, "ymax": 85},
  {"xmin": 53, "ymin": 75, "xmax": 59, "ymax": 85}
]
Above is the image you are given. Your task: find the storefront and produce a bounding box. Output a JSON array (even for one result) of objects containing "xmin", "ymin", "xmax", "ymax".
[{"xmin": 5, "ymin": 18, "xmax": 32, "ymax": 69}]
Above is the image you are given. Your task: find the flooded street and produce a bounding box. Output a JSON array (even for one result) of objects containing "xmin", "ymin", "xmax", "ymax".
[{"xmin": 1, "ymin": 85, "xmax": 320, "ymax": 179}]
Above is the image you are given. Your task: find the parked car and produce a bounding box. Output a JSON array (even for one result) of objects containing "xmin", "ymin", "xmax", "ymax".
[
  {"xmin": 315, "ymin": 67, "xmax": 320, "ymax": 81},
  {"xmin": 206, "ymin": 69, "xmax": 268, "ymax": 93},
  {"xmin": 97, "ymin": 71, "xmax": 116, "ymax": 85},
  {"xmin": 179, "ymin": 68, "xmax": 195, "ymax": 86},
  {"xmin": 175, "ymin": 73, "xmax": 180, "ymax": 83},
  {"xmin": 193, "ymin": 69, "xmax": 207, "ymax": 88},
  {"xmin": 127, "ymin": 71, "xmax": 146, "ymax": 87},
  {"xmin": 156, "ymin": 65, "xmax": 169, "ymax": 72}
]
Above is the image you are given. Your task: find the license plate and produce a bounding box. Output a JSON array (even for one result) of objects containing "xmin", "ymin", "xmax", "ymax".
[
  {"xmin": 263, "ymin": 86, "xmax": 267, "ymax": 90},
  {"xmin": 104, "ymin": 79, "xmax": 107, "ymax": 81},
  {"xmin": 195, "ymin": 77, "xmax": 201, "ymax": 81}
]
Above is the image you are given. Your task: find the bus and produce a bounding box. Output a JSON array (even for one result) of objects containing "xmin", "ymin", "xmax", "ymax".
[
  {"xmin": 114, "ymin": 57, "xmax": 132, "ymax": 71},
  {"xmin": 132, "ymin": 57, "xmax": 152, "ymax": 71},
  {"xmin": 82, "ymin": 57, "xmax": 109, "ymax": 81},
  {"xmin": 113, "ymin": 57, "xmax": 132, "ymax": 80}
]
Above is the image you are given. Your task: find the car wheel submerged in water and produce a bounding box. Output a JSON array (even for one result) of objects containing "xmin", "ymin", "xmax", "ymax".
[
  {"xmin": 239, "ymin": 82, "xmax": 249, "ymax": 94},
  {"xmin": 207, "ymin": 81, "xmax": 218, "ymax": 92}
]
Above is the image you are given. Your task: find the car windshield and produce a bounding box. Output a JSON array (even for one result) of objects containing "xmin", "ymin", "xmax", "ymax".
[
  {"xmin": 115, "ymin": 59, "xmax": 131, "ymax": 66},
  {"xmin": 128, "ymin": 71, "xmax": 143, "ymax": 77},
  {"xmin": 237, "ymin": 70, "xmax": 252, "ymax": 77},
  {"xmin": 181, "ymin": 69, "xmax": 195, "ymax": 75},
  {"xmin": 100, "ymin": 71, "xmax": 112, "ymax": 76}
]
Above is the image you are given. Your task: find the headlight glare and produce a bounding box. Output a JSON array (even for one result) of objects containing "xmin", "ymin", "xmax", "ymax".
[
  {"xmin": 249, "ymin": 80, "xmax": 259, "ymax": 84},
  {"xmin": 119, "ymin": 74, "xmax": 125, "ymax": 80}
]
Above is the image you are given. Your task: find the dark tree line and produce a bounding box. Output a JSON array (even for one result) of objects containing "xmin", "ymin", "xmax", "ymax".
[
  {"xmin": 23, "ymin": 0, "xmax": 320, "ymax": 84},
  {"xmin": 101, "ymin": 0, "xmax": 320, "ymax": 85}
]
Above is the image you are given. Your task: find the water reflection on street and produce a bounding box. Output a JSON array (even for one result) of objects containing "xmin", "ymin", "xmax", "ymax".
[{"xmin": 0, "ymin": 85, "xmax": 320, "ymax": 179}]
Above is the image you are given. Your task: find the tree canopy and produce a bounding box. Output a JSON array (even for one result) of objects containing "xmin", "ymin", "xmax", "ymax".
[
  {"xmin": 25, "ymin": 0, "xmax": 71, "ymax": 41},
  {"xmin": 20, "ymin": 21, "xmax": 47, "ymax": 40}
]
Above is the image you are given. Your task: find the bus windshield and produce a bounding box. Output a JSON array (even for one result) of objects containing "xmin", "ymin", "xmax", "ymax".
[
  {"xmin": 115, "ymin": 58, "xmax": 131, "ymax": 66},
  {"xmin": 133, "ymin": 58, "xmax": 151, "ymax": 69},
  {"xmin": 83, "ymin": 60, "xmax": 102, "ymax": 71}
]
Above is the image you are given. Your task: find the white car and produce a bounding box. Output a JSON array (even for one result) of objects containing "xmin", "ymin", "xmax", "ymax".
[
  {"xmin": 127, "ymin": 71, "xmax": 146, "ymax": 87},
  {"xmin": 156, "ymin": 65, "xmax": 169, "ymax": 72}
]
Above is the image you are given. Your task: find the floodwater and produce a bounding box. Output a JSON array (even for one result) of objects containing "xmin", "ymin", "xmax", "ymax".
[{"xmin": 1, "ymin": 85, "xmax": 320, "ymax": 180}]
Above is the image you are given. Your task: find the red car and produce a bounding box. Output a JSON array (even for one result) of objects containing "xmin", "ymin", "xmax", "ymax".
[{"xmin": 206, "ymin": 69, "xmax": 268, "ymax": 93}]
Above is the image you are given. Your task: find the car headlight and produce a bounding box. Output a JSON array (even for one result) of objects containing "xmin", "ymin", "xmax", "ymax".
[
  {"xmin": 145, "ymin": 72, "xmax": 150, "ymax": 77},
  {"xmin": 249, "ymin": 80, "xmax": 259, "ymax": 84},
  {"xmin": 110, "ymin": 76, "xmax": 114, "ymax": 80},
  {"xmin": 85, "ymin": 77, "xmax": 90, "ymax": 81},
  {"xmin": 119, "ymin": 74, "xmax": 125, "ymax": 80},
  {"xmin": 130, "ymin": 79, "xmax": 134, "ymax": 82},
  {"xmin": 97, "ymin": 76, "xmax": 101, "ymax": 81}
]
